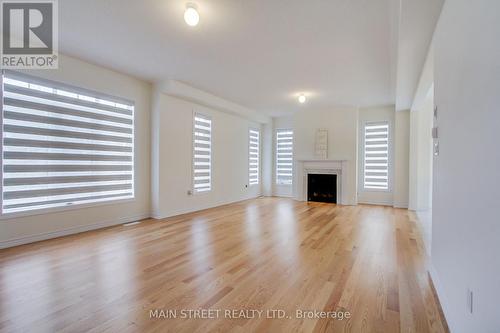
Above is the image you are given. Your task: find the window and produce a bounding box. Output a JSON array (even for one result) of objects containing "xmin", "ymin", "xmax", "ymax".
[
  {"xmin": 276, "ymin": 129, "xmax": 293, "ymax": 185},
  {"xmin": 193, "ymin": 113, "xmax": 212, "ymax": 193},
  {"xmin": 1, "ymin": 71, "xmax": 134, "ymax": 215},
  {"xmin": 363, "ymin": 121, "xmax": 389, "ymax": 190},
  {"xmin": 248, "ymin": 128, "xmax": 260, "ymax": 185}
]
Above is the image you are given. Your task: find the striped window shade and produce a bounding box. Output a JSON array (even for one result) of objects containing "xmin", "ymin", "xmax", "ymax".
[
  {"xmin": 276, "ymin": 129, "xmax": 293, "ymax": 185},
  {"xmin": 1, "ymin": 71, "xmax": 134, "ymax": 214},
  {"xmin": 193, "ymin": 113, "xmax": 212, "ymax": 193},
  {"xmin": 363, "ymin": 121, "xmax": 389, "ymax": 190},
  {"xmin": 248, "ymin": 128, "xmax": 260, "ymax": 185}
]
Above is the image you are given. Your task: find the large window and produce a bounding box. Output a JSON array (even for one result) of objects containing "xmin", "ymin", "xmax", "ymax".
[
  {"xmin": 1, "ymin": 71, "xmax": 134, "ymax": 214},
  {"xmin": 248, "ymin": 128, "xmax": 260, "ymax": 185},
  {"xmin": 363, "ymin": 121, "xmax": 389, "ymax": 190},
  {"xmin": 193, "ymin": 113, "xmax": 212, "ymax": 193},
  {"xmin": 276, "ymin": 129, "xmax": 293, "ymax": 185}
]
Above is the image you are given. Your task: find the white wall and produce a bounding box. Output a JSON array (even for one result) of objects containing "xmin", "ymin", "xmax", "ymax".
[
  {"xmin": 292, "ymin": 107, "xmax": 358, "ymax": 205},
  {"xmin": 151, "ymin": 92, "xmax": 262, "ymax": 218},
  {"xmin": 409, "ymin": 110, "xmax": 418, "ymax": 211},
  {"xmin": 409, "ymin": 90, "xmax": 434, "ymax": 254},
  {"xmin": 409, "ymin": 89, "xmax": 434, "ymax": 211},
  {"xmin": 272, "ymin": 106, "xmax": 410, "ymax": 207},
  {"xmin": 261, "ymin": 122, "xmax": 273, "ymax": 196},
  {"xmin": 393, "ymin": 110, "xmax": 410, "ymax": 208},
  {"xmin": 357, "ymin": 106, "xmax": 410, "ymax": 208},
  {"xmin": 358, "ymin": 106, "xmax": 395, "ymax": 206},
  {"xmin": 432, "ymin": 1, "xmax": 500, "ymax": 331},
  {"xmin": 409, "ymin": 37, "xmax": 436, "ymax": 255},
  {"xmin": 0, "ymin": 54, "xmax": 152, "ymax": 248},
  {"xmin": 416, "ymin": 95, "xmax": 434, "ymax": 210}
]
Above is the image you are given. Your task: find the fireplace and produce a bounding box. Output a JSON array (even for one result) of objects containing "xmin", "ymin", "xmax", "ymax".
[
  {"xmin": 295, "ymin": 159, "xmax": 345, "ymax": 204},
  {"xmin": 307, "ymin": 173, "xmax": 337, "ymax": 203}
]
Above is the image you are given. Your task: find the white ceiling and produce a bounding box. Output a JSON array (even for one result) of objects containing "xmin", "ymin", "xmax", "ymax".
[{"xmin": 59, "ymin": 0, "xmax": 440, "ymax": 116}]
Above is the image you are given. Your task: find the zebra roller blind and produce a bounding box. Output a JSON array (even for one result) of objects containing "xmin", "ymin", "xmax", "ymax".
[
  {"xmin": 248, "ymin": 128, "xmax": 259, "ymax": 185},
  {"xmin": 363, "ymin": 121, "xmax": 389, "ymax": 190},
  {"xmin": 276, "ymin": 129, "xmax": 293, "ymax": 185},
  {"xmin": 193, "ymin": 113, "xmax": 212, "ymax": 193},
  {"xmin": 1, "ymin": 71, "xmax": 134, "ymax": 214}
]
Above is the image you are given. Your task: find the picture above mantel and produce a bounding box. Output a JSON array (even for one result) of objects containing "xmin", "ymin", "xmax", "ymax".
[{"xmin": 314, "ymin": 129, "xmax": 328, "ymax": 159}]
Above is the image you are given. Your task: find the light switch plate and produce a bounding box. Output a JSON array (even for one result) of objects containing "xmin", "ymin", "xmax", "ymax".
[{"xmin": 432, "ymin": 127, "xmax": 438, "ymax": 139}]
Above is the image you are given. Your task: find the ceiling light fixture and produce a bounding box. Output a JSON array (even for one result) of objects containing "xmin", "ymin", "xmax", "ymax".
[
  {"xmin": 184, "ymin": 3, "xmax": 199, "ymax": 27},
  {"xmin": 298, "ymin": 94, "xmax": 306, "ymax": 104}
]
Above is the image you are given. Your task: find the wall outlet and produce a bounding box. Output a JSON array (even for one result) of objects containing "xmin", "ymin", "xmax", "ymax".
[{"xmin": 467, "ymin": 289, "xmax": 474, "ymax": 314}]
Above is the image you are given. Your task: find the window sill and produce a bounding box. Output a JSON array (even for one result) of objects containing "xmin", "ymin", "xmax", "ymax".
[
  {"xmin": 191, "ymin": 189, "xmax": 212, "ymax": 196},
  {"xmin": 359, "ymin": 188, "xmax": 391, "ymax": 193},
  {"xmin": 0, "ymin": 197, "xmax": 136, "ymax": 221}
]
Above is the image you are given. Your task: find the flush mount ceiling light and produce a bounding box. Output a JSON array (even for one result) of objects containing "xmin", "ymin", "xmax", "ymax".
[
  {"xmin": 184, "ymin": 3, "xmax": 200, "ymax": 27},
  {"xmin": 298, "ymin": 94, "xmax": 307, "ymax": 104}
]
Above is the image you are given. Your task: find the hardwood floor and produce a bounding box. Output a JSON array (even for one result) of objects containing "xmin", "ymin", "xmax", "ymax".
[{"xmin": 0, "ymin": 198, "xmax": 447, "ymax": 333}]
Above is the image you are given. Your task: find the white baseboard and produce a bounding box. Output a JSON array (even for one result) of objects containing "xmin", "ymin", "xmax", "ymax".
[
  {"xmin": 274, "ymin": 194, "xmax": 293, "ymax": 198},
  {"xmin": 393, "ymin": 201, "xmax": 409, "ymax": 209},
  {"xmin": 429, "ymin": 263, "xmax": 454, "ymax": 332},
  {"xmin": 0, "ymin": 213, "xmax": 150, "ymax": 249},
  {"xmin": 152, "ymin": 195, "xmax": 261, "ymax": 220},
  {"xmin": 357, "ymin": 199, "xmax": 393, "ymax": 207},
  {"xmin": 358, "ymin": 201, "xmax": 409, "ymax": 209},
  {"xmin": 415, "ymin": 210, "xmax": 432, "ymax": 256}
]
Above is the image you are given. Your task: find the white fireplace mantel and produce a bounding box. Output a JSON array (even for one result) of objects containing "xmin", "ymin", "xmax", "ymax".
[
  {"xmin": 294, "ymin": 158, "xmax": 348, "ymax": 205},
  {"xmin": 296, "ymin": 159, "xmax": 347, "ymax": 163}
]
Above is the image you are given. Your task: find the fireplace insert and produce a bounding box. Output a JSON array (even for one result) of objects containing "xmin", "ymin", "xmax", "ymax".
[{"xmin": 307, "ymin": 174, "xmax": 337, "ymax": 203}]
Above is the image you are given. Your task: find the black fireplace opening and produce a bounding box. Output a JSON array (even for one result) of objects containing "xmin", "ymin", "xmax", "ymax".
[{"xmin": 307, "ymin": 174, "xmax": 337, "ymax": 203}]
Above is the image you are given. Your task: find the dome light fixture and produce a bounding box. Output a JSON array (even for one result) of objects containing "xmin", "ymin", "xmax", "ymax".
[
  {"xmin": 298, "ymin": 94, "xmax": 306, "ymax": 104},
  {"xmin": 184, "ymin": 3, "xmax": 199, "ymax": 27}
]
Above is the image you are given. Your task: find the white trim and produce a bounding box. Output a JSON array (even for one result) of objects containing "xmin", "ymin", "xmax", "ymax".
[
  {"xmin": 393, "ymin": 201, "xmax": 409, "ymax": 209},
  {"xmin": 359, "ymin": 119, "xmax": 393, "ymax": 193},
  {"xmin": 248, "ymin": 127, "xmax": 260, "ymax": 186},
  {"xmin": 303, "ymin": 168, "xmax": 342, "ymax": 204},
  {"xmin": 0, "ymin": 70, "xmax": 136, "ymax": 217},
  {"xmin": 0, "ymin": 71, "xmax": 4, "ymax": 219},
  {"xmin": 294, "ymin": 159, "xmax": 348, "ymax": 205},
  {"xmin": 357, "ymin": 118, "xmax": 395, "ymax": 206},
  {"xmin": 429, "ymin": 264, "xmax": 454, "ymax": 333},
  {"xmin": 192, "ymin": 110, "xmax": 212, "ymax": 195},
  {"xmin": 191, "ymin": 108, "xmax": 196, "ymax": 194},
  {"xmin": 3, "ymin": 70, "xmax": 135, "ymax": 105},
  {"xmin": 275, "ymin": 128, "xmax": 294, "ymax": 186},
  {"xmin": 415, "ymin": 209, "xmax": 432, "ymax": 255},
  {"xmin": 358, "ymin": 199, "xmax": 394, "ymax": 206},
  {"xmin": 295, "ymin": 158, "xmax": 348, "ymax": 163},
  {"xmin": 0, "ymin": 212, "xmax": 150, "ymax": 249},
  {"xmin": 272, "ymin": 193, "xmax": 293, "ymax": 198},
  {"xmin": 0, "ymin": 197, "xmax": 136, "ymax": 220}
]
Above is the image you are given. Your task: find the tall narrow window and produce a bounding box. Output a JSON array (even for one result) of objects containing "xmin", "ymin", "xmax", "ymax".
[
  {"xmin": 276, "ymin": 129, "xmax": 293, "ymax": 185},
  {"xmin": 193, "ymin": 113, "xmax": 212, "ymax": 193},
  {"xmin": 363, "ymin": 121, "xmax": 389, "ymax": 190},
  {"xmin": 1, "ymin": 71, "xmax": 134, "ymax": 214},
  {"xmin": 248, "ymin": 128, "xmax": 260, "ymax": 185}
]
